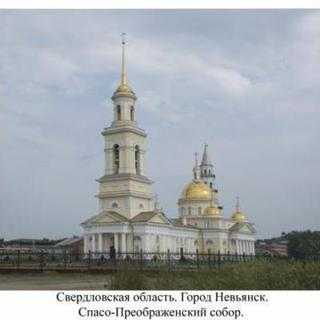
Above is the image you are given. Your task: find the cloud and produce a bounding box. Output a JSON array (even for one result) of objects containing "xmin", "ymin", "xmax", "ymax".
[{"xmin": 1, "ymin": 10, "xmax": 320, "ymax": 240}]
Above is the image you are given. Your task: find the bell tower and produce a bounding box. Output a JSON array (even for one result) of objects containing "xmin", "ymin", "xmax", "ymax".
[{"xmin": 96, "ymin": 34, "xmax": 154, "ymax": 219}]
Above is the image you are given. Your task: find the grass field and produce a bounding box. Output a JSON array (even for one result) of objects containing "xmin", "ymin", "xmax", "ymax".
[{"xmin": 0, "ymin": 259, "xmax": 319, "ymax": 290}]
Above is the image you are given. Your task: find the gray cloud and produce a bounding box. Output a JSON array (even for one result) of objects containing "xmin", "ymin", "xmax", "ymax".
[{"xmin": 1, "ymin": 10, "xmax": 319, "ymax": 239}]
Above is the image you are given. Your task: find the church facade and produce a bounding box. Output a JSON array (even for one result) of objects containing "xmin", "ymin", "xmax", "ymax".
[{"xmin": 81, "ymin": 39, "xmax": 256, "ymax": 255}]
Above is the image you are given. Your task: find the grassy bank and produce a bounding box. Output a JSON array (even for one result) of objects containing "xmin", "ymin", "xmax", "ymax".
[{"xmin": 110, "ymin": 260, "xmax": 320, "ymax": 290}]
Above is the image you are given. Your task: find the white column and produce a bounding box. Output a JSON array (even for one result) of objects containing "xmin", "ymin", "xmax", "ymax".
[
  {"xmin": 121, "ymin": 233, "xmax": 127, "ymax": 253},
  {"xmin": 98, "ymin": 233, "xmax": 103, "ymax": 253},
  {"xmin": 91, "ymin": 234, "xmax": 96, "ymax": 253},
  {"xmin": 114, "ymin": 233, "xmax": 119, "ymax": 253},
  {"xmin": 143, "ymin": 234, "xmax": 148, "ymax": 252},
  {"xmin": 251, "ymin": 241, "xmax": 255, "ymax": 255},
  {"xmin": 236, "ymin": 240, "xmax": 240, "ymax": 254},
  {"xmin": 83, "ymin": 235, "xmax": 89, "ymax": 253}
]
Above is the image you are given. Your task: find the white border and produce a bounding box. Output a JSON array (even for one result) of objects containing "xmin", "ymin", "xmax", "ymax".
[{"xmin": 0, "ymin": 0, "xmax": 319, "ymax": 9}]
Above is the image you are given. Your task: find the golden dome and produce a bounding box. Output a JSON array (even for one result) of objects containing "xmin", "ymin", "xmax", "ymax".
[
  {"xmin": 204, "ymin": 206, "xmax": 221, "ymax": 217},
  {"xmin": 181, "ymin": 180, "xmax": 212, "ymax": 201},
  {"xmin": 232, "ymin": 210, "xmax": 247, "ymax": 222},
  {"xmin": 112, "ymin": 83, "xmax": 136, "ymax": 100}
]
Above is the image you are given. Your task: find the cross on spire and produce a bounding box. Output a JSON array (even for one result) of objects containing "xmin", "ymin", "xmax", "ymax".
[
  {"xmin": 236, "ymin": 196, "xmax": 240, "ymax": 212},
  {"xmin": 193, "ymin": 152, "xmax": 199, "ymax": 179}
]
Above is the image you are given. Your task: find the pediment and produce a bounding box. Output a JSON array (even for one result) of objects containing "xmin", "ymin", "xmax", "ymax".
[
  {"xmin": 149, "ymin": 213, "xmax": 170, "ymax": 224},
  {"xmin": 229, "ymin": 222, "xmax": 256, "ymax": 234},
  {"xmin": 81, "ymin": 211, "xmax": 128, "ymax": 226},
  {"xmin": 130, "ymin": 210, "xmax": 172, "ymax": 225}
]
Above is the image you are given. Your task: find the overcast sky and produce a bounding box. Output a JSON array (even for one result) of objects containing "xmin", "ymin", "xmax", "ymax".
[{"xmin": 1, "ymin": 10, "xmax": 319, "ymax": 240}]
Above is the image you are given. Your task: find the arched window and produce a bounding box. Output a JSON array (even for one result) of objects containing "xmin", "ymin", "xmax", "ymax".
[
  {"xmin": 130, "ymin": 106, "xmax": 135, "ymax": 121},
  {"xmin": 113, "ymin": 144, "xmax": 120, "ymax": 174},
  {"xmin": 204, "ymin": 169, "xmax": 207, "ymax": 175},
  {"xmin": 210, "ymin": 182, "xmax": 213, "ymax": 189},
  {"xmin": 198, "ymin": 207, "xmax": 202, "ymax": 215},
  {"xmin": 188, "ymin": 207, "xmax": 192, "ymax": 215},
  {"xmin": 135, "ymin": 145, "xmax": 140, "ymax": 174},
  {"xmin": 117, "ymin": 105, "xmax": 121, "ymax": 120},
  {"xmin": 112, "ymin": 202, "xmax": 118, "ymax": 208}
]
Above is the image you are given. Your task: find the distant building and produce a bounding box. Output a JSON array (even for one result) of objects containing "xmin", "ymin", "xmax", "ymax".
[
  {"xmin": 54, "ymin": 237, "xmax": 84, "ymax": 254},
  {"xmin": 2, "ymin": 238, "xmax": 60, "ymax": 252},
  {"xmin": 255, "ymin": 241, "xmax": 288, "ymax": 257}
]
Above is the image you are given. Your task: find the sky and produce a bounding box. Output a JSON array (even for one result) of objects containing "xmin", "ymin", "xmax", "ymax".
[{"xmin": 1, "ymin": 10, "xmax": 320, "ymax": 240}]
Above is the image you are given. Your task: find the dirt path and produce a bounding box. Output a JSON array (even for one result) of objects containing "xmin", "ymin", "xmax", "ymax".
[{"xmin": 0, "ymin": 272, "xmax": 112, "ymax": 290}]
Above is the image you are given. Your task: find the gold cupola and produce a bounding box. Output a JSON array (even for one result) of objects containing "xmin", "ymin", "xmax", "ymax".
[
  {"xmin": 180, "ymin": 180, "xmax": 212, "ymax": 201},
  {"xmin": 112, "ymin": 33, "xmax": 137, "ymax": 101},
  {"xmin": 231, "ymin": 197, "xmax": 247, "ymax": 223},
  {"xmin": 203, "ymin": 206, "xmax": 221, "ymax": 217}
]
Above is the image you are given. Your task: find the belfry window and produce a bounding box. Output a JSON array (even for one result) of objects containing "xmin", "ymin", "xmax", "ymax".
[
  {"xmin": 117, "ymin": 105, "xmax": 121, "ymax": 120},
  {"xmin": 135, "ymin": 145, "xmax": 141, "ymax": 174},
  {"xmin": 130, "ymin": 106, "xmax": 135, "ymax": 121},
  {"xmin": 113, "ymin": 144, "xmax": 120, "ymax": 174}
]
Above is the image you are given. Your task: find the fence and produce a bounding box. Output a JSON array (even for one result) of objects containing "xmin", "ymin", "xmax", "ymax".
[{"xmin": 0, "ymin": 249, "xmax": 257, "ymax": 272}]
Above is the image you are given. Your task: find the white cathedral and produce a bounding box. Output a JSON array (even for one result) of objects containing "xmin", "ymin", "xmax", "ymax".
[{"xmin": 81, "ymin": 38, "xmax": 256, "ymax": 255}]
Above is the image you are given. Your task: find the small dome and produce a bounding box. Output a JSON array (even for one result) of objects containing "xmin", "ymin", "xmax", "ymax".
[
  {"xmin": 232, "ymin": 210, "xmax": 247, "ymax": 222},
  {"xmin": 181, "ymin": 180, "xmax": 212, "ymax": 201},
  {"xmin": 204, "ymin": 206, "xmax": 221, "ymax": 217},
  {"xmin": 112, "ymin": 83, "xmax": 136, "ymax": 100}
]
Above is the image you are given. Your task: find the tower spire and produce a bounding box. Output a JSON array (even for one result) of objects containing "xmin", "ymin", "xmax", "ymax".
[
  {"xmin": 193, "ymin": 152, "xmax": 199, "ymax": 180},
  {"xmin": 120, "ymin": 33, "xmax": 127, "ymax": 86},
  {"xmin": 201, "ymin": 143, "xmax": 211, "ymax": 166},
  {"xmin": 236, "ymin": 196, "xmax": 240, "ymax": 212},
  {"xmin": 112, "ymin": 33, "xmax": 136, "ymax": 100}
]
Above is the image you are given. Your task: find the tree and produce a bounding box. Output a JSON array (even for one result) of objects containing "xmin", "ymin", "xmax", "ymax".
[{"xmin": 287, "ymin": 230, "xmax": 320, "ymax": 259}]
